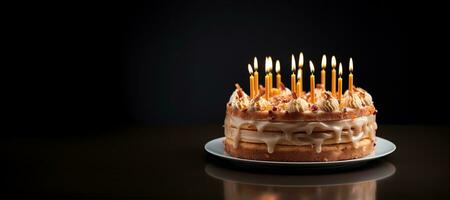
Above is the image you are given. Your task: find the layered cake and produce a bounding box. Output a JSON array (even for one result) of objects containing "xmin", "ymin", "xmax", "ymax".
[{"xmin": 224, "ymin": 55, "xmax": 377, "ymax": 161}]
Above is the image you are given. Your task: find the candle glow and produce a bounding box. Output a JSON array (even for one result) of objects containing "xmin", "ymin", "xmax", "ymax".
[
  {"xmin": 331, "ymin": 55, "xmax": 336, "ymax": 97},
  {"xmin": 253, "ymin": 57, "xmax": 259, "ymax": 95},
  {"xmin": 291, "ymin": 54, "xmax": 296, "ymax": 93},
  {"xmin": 309, "ymin": 60, "xmax": 316, "ymax": 103},
  {"xmin": 338, "ymin": 62, "xmax": 343, "ymax": 102},
  {"xmin": 349, "ymin": 58, "xmax": 354, "ymax": 92},
  {"xmin": 296, "ymin": 68, "xmax": 302, "ymax": 96},
  {"xmin": 265, "ymin": 57, "xmax": 270, "ymax": 99},
  {"xmin": 276, "ymin": 60, "xmax": 281, "ymax": 89},
  {"xmin": 298, "ymin": 52, "xmax": 304, "ymax": 68},
  {"xmin": 298, "ymin": 52, "xmax": 303, "ymax": 95},
  {"xmin": 321, "ymin": 54, "xmax": 326, "ymax": 90},
  {"xmin": 268, "ymin": 57, "xmax": 273, "ymax": 95},
  {"xmin": 248, "ymin": 64, "xmax": 255, "ymax": 98}
]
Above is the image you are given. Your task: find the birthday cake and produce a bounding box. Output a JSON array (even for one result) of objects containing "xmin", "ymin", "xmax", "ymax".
[{"xmin": 224, "ymin": 55, "xmax": 377, "ymax": 162}]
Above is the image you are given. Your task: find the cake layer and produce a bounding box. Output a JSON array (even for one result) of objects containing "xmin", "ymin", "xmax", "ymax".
[
  {"xmin": 224, "ymin": 138, "xmax": 375, "ymax": 162},
  {"xmin": 227, "ymin": 104, "xmax": 376, "ymax": 122},
  {"xmin": 224, "ymin": 114, "xmax": 377, "ymax": 153}
]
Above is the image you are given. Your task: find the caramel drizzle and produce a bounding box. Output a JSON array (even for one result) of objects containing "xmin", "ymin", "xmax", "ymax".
[{"xmin": 225, "ymin": 115, "xmax": 377, "ymax": 154}]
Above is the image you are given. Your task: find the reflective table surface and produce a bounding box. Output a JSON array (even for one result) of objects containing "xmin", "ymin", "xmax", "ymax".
[{"xmin": 3, "ymin": 125, "xmax": 450, "ymax": 199}]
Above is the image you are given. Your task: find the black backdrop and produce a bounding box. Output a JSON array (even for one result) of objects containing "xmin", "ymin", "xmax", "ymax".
[{"xmin": 11, "ymin": 0, "xmax": 450, "ymax": 131}]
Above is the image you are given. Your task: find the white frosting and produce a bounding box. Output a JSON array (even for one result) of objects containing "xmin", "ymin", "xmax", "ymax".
[
  {"xmin": 224, "ymin": 115, "xmax": 377, "ymax": 153},
  {"xmin": 361, "ymin": 92, "xmax": 374, "ymax": 106},
  {"xmin": 228, "ymin": 89, "xmax": 249, "ymax": 110},
  {"xmin": 286, "ymin": 98, "xmax": 309, "ymax": 113},
  {"xmin": 248, "ymin": 97, "xmax": 271, "ymax": 112},
  {"xmin": 343, "ymin": 93, "xmax": 364, "ymax": 109},
  {"xmin": 279, "ymin": 88, "xmax": 292, "ymax": 96}
]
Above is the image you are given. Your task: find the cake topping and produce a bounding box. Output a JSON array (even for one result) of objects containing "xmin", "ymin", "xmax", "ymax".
[
  {"xmin": 249, "ymin": 96, "xmax": 271, "ymax": 111},
  {"xmin": 318, "ymin": 92, "xmax": 340, "ymax": 112},
  {"xmin": 229, "ymin": 84, "xmax": 249, "ymax": 110},
  {"xmin": 287, "ymin": 97, "xmax": 309, "ymax": 113},
  {"xmin": 343, "ymin": 92, "xmax": 364, "ymax": 109},
  {"xmin": 227, "ymin": 55, "xmax": 376, "ymax": 113},
  {"xmin": 356, "ymin": 87, "xmax": 374, "ymax": 106}
]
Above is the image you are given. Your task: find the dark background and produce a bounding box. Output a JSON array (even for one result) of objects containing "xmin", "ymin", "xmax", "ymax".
[
  {"xmin": 10, "ymin": 0, "xmax": 449, "ymax": 132},
  {"xmin": 5, "ymin": 1, "xmax": 450, "ymax": 198}
]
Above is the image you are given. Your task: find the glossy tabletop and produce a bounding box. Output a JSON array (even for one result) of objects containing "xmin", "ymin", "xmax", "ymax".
[{"xmin": 3, "ymin": 125, "xmax": 450, "ymax": 199}]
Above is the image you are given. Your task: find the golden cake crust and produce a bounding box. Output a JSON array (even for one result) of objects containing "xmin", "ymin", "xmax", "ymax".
[
  {"xmin": 224, "ymin": 138, "xmax": 375, "ymax": 162},
  {"xmin": 226, "ymin": 104, "xmax": 376, "ymax": 122}
]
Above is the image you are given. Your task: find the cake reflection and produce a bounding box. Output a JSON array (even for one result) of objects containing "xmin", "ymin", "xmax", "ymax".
[{"xmin": 205, "ymin": 161, "xmax": 395, "ymax": 200}]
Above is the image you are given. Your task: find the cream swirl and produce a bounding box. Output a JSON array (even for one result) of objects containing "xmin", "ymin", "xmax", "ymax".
[
  {"xmin": 279, "ymin": 87, "xmax": 292, "ymax": 96},
  {"xmin": 287, "ymin": 97, "xmax": 309, "ymax": 113},
  {"xmin": 248, "ymin": 97, "xmax": 271, "ymax": 111},
  {"xmin": 318, "ymin": 92, "xmax": 339, "ymax": 112},
  {"xmin": 229, "ymin": 89, "xmax": 249, "ymax": 110},
  {"xmin": 355, "ymin": 88, "xmax": 374, "ymax": 106},
  {"xmin": 343, "ymin": 92, "xmax": 364, "ymax": 109}
]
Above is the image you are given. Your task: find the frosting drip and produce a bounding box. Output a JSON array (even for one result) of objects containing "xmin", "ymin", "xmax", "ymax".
[{"xmin": 224, "ymin": 115, "xmax": 377, "ymax": 153}]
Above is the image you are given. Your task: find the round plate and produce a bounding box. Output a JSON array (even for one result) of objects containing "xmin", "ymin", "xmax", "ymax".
[{"xmin": 204, "ymin": 137, "xmax": 396, "ymax": 169}]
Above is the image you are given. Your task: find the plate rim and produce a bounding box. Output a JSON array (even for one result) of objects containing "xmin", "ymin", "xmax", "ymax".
[{"xmin": 205, "ymin": 136, "xmax": 396, "ymax": 165}]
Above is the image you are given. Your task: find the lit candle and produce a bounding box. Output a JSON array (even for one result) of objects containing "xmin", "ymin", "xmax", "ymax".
[
  {"xmin": 338, "ymin": 62, "xmax": 343, "ymax": 102},
  {"xmin": 349, "ymin": 58, "xmax": 354, "ymax": 92},
  {"xmin": 331, "ymin": 56, "xmax": 337, "ymax": 97},
  {"xmin": 265, "ymin": 57, "xmax": 270, "ymax": 99},
  {"xmin": 275, "ymin": 60, "xmax": 281, "ymax": 89},
  {"xmin": 291, "ymin": 54, "xmax": 296, "ymax": 93},
  {"xmin": 296, "ymin": 68, "xmax": 302, "ymax": 96},
  {"xmin": 321, "ymin": 54, "xmax": 326, "ymax": 90},
  {"xmin": 268, "ymin": 57, "xmax": 273, "ymax": 94},
  {"xmin": 298, "ymin": 52, "xmax": 304, "ymax": 95},
  {"xmin": 248, "ymin": 64, "xmax": 255, "ymax": 98},
  {"xmin": 309, "ymin": 61, "xmax": 316, "ymax": 103},
  {"xmin": 253, "ymin": 57, "xmax": 259, "ymax": 94}
]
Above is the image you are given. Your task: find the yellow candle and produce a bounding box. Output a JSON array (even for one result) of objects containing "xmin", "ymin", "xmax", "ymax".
[
  {"xmin": 309, "ymin": 61, "xmax": 316, "ymax": 103},
  {"xmin": 349, "ymin": 58, "xmax": 354, "ymax": 92},
  {"xmin": 275, "ymin": 60, "xmax": 281, "ymax": 89},
  {"xmin": 253, "ymin": 57, "xmax": 259, "ymax": 94},
  {"xmin": 338, "ymin": 63, "xmax": 343, "ymax": 102},
  {"xmin": 268, "ymin": 57, "xmax": 273, "ymax": 95},
  {"xmin": 265, "ymin": 57, "xmax": 270, "ymax": 99},
  {"xmin": 290, "ymin": 54, "xmax": 296, "ymax": 93},
  {"xmin": 321, "ymin": 54, "xmax": 326, "ymax": 90},
  {"xmin": 248, "ymin": 64, "xmax": 255, "ymax": 98},
  {"xmin": 331, "ymin": 56, "xmax": 336, "ymax": 97},
  {"xmin": 296, "ymin": 69, "xmax": 302, "ymax": 96},
  {"xmin": 298, "ymin": 52, "xmax": 304, "ymax": 95}
]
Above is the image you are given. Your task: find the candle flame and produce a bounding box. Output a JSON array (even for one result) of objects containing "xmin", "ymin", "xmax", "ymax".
[
  {"xmin": 248, "ymin": 64, "xmax": 253, "ymax": 74},
  {"xmin": 276, "ymin": 60, "xmax": 280, "ymax": 73},
  {"xmin": 268, "ymin": 56, "xmax": 273, "ymax": 72},
  {"xmin": 349, "ymin": 58, "xmax": 353, "ymax": 73},
  {"xmin": 297, "ymin": 68, "xmax": 302, "ymax": 80},
  {"xmin": 265, "ymin": 57, "xmax": 268, "ymax": 73},
  {"xmin": 339, "ymin": 62, "xmax": 343, "ymax": 77},
  {"xmin": 321, "ymin": 54, "xmax": 327, "ymax": 69},
  {"xmin": 253, "ymin": 57, "xmax": 258, "ymax": 70},
  {"xmin": 331, "ymin": 56, "xmax": 336, "ymax": 68},
  {"xmin": 309, "ymin": 60, "xmax": 315, "ymax": 74},
  {"xmin": 291, "ymin": 54, "xmax": 296, "ymax": 72},
  {"xmin": 298, "ymin": 52, "xmax": 304, "ymax": 68}
]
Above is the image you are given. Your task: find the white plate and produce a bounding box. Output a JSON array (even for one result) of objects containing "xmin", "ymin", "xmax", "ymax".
[{"xmin": 205, "ymin": 137, "xmax": 396, "ymax": 169}]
